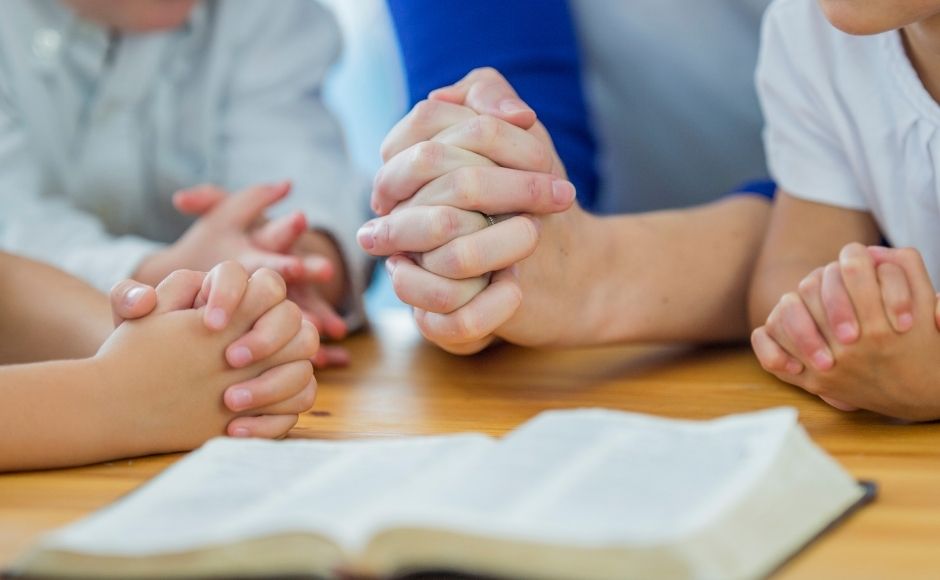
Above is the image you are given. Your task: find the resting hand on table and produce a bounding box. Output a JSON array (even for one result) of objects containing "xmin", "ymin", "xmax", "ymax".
[
  {"xmin": 148, "ymin": 181, "xmax": 350, "ymax": 367},
  {"xmin": 751, "ymin": 243, "xmax": 940, "ymax": 421},
  {"xmin": 360, "ymin": 67, "xmax": 585, "ymax": 354}
]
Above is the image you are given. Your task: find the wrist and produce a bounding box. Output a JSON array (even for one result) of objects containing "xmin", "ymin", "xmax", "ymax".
[{"xmin": 86, "ymin": 348, "xmax": 157, "ymax": 459}]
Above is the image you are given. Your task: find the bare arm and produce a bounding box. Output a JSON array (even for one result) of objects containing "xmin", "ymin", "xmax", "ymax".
[
  {"xmin": 747, "ymin": 190, "xmax": 881, "ymax": 329},
  {"xmin": 0, "ymin": 264, "xmax": 318, "ymax": 472},
  {"xmin": 562, "ymin": 195, "xmax": 772, "ymax": 345},
  {"xmin": 0, "ymin": 253, "xmax": 112, "ymax": 364}
]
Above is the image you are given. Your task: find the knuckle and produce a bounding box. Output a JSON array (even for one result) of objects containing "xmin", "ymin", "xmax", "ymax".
[
  {"xmin": 525, "ymin": 173, "xmax": 552, "ymax": 205},
  {"xmin": 251, "ymin": 332, "xmax": 278, "ymax": 357},
  {"xmin": 389, "ymin": 266, "xmax": 408, "ymax": 297},
  {"xmin": 452, "ymin": 308, "xmax": 483, "ymax": 340},
  {"xmin": 865, "ymin": 324, "xmax": 891, "ymax": 343},
  {"xmin": 212, "ymin": 284, "xmax": 242, "ymax": 307},
  {"xmin": 378, "ymin": 136, "xmax": 395, "ymax": 162},
  {"xmin": 896, "ymin": 246, "xmax": 920, "ymax": 265},
  {"xmin": 752, "ymin": 332, "xmax": 787, "ymax": 372},
  {"xmin": 778, "ymin": 292, "xmax": 804, "ymax": 319},
  {"xmin": 528, "ymin": 141, "xmax": 553, "ymax": 172},
  {"xmin": 451, "ymin": 166, "xmax": 484, "ymax": 210},
  {"xmin": 252, "ymin": 268, "xmax": 287, "ymax": 302},
  {"xmin": 283, "ymin": 415, "xmax": 299, "ymax": 433},
  {"xmin": 467, "ymin": 115, "xmax": 501, "ymax": 146},
  {"xmin": 157, "ymin": 269, "xmax": 200, "ymax": 292},
  {"xmin": 797, "ymin": 272, "xmax": 821, "ymax": 299},
  {"xmin": 429, "ymin": 206, "xmax": 461, "ymax": 244},
  {"xmin": 801, "ymin": 377, "xmax": 825, "ymax": 396},
  {"xmin": 217, "ymin": 259, "xmax": 243, "ymax": 273},
  {"xmin": 164, "ymin": 269, "xmax": 194, "ymax": 285},
  {"xmin": 280, "ymin": 301, "xmax": 303, "ymax": 328},
  {"xmin": 759, "ymin": 351, "xmax": 786, "ymax": 373},
  {"xmin": 426, "ymin": 285, "xmax": 457, "ymax": 313},
  {"xmin": 413, "ymin": 310, "xmax": 447, "ymax": 345},
  {"xmin": 411, "ymin": 141, "xmax": 444, "ymax": 173},
  {"xmin": 449, "ymin": 238, "xmax": 484, "ymax": 276},
  {"xmin": 410, "ymin": 99, "xmax": 440, "ymax": 127},
  {"xmin": 473, "ymin": 66, "xmax": 501, "ymax": 81},
  {"xmin": 299, "ymin": 383, "xmax": 317, "ymax": 410},
  {"xmin": 839, "ymin": 255, "xmax": 867, "ymax": 279},
  {"xmin": 371, "ymin": 165, "xmax": 390, "ymax": 198},
  {"xmin": 300, "ymin": 321, "xmax": 321, "ymax": 358}
]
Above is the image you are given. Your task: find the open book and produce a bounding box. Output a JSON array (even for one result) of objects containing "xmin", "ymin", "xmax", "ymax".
[{"xmin": 13, "ymin": 408, "xmax": 872, "ymax": 579}]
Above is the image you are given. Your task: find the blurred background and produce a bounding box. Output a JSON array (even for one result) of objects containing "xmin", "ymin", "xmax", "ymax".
[{"xmin": 318, "ymin": 0, "xmax": 408, "ymax": 314}]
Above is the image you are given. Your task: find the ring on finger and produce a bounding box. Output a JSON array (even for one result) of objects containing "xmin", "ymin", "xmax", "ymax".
[{"xmin": 479, "ymin": 212, "xmax": 498, "ymax": 227}]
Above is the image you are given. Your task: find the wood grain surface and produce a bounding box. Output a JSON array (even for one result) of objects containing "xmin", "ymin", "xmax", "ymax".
[{"xmin": 2, "ymin": 310, "xmax": 939, "ymax": 577}]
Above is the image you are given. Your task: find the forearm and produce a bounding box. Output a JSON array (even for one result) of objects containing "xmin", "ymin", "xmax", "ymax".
[
  {"xmin": 0, "ymin": 358, "xmax": 123, "ymax": 471},
  {"xmin": 523, "ymin": 196, "xmax": 771, "ymax": 346},
  {"xmin": 0, "ymin": 254, "xmax": 112, "ymax": 364},
  {"xmin": 747, "ymin": 191, "xmax": 880, "ymax": 328},
  {"xmin": 588, "ymin": 196, "xmax": 771, "ymax": 344}
]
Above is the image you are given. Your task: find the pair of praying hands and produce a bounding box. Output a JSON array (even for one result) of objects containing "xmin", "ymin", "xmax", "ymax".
[{"xmin": 359, "ymin": 68, "xmax": 578, "ymax": 354}]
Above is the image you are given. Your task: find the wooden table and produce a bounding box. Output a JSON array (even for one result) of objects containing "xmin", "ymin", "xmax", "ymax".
[{"xmin": 2, "ymin": 310, "xmax": 940, "ymax": 577}]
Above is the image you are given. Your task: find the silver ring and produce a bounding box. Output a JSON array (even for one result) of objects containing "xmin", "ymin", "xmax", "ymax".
[{"xmin": 482, "ymin": 213, "xmax": 498, "ymax": 227}]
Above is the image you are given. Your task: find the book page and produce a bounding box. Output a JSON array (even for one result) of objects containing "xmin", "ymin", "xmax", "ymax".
[
  {"xmin": 364, "ymin": 408, "xmax": 801, "ymax": 547},
  {"xmin": 38, "ymin": 433, "xmax": 494, "ymax": 556}
]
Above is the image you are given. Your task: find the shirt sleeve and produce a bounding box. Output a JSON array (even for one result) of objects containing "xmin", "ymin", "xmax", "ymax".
[
  {"xmin": 386, "ymin": 0, "xmax": 599, "ymax": 210},
  {"xmin": 756, "ymin": 0, "xmax": 866, "ymax": 210},
  {"xmin": 216, "ymin": 0, "xmax": 371, "ymax": 330},
  {"xmin": 0, "ymin": 74, "xmax": 163, "ymax": 293}
]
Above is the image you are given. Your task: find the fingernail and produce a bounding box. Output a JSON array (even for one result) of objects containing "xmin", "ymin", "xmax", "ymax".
[
  {"xmin": 499, "ymin": 98, "xmax": 532, "ymax": 115},
  {"xmin": 811, "ymin": 349, "xmax": 834, "ymax": 371},
  {"xmin": 785, "ymin": 360, "xmax": 803, "ymax": 375},
  {"xmin": 231, "ymin": 427, "xmax": 251, "ymax": 438},
  {"xmin": 123, "ymin": 286, "xmax": 146, "ymax": 308},
  {"xmin": 357, "ymin": 222, "xmax": 375, "ymax": 250},
  {"xmin": 835, "ymin": 323, "xmax": 858, "ymax": 344},
  {"xmin": 897, "ymin": 312, "xmax": 914, "ymax": 332},
  {"xmin": 206, "ymin": 308, "xmax": 228, "ymax": 330},
  {"xmin": 228, "ymin": 346, "xmax": 253, "ymax": 367},
  {"xmin": 229, "ymin": 388, "xmax": 252, "ymax": 410},
  {"xmin": 552, "ymin": 180, "xmax": 575, "ymax": 205}
]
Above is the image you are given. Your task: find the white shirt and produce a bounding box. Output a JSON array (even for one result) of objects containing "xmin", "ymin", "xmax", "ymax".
[
  {"xmin": 757, "ymin": 0, "xmax": 940, "ymax": 283},
  {"xmin": 570, "ymin": 0, "xmax": 772, "ymax": 213},
  {"xmin": 0, "ymin": 0, "xmax": 370, "ymax": 324}
]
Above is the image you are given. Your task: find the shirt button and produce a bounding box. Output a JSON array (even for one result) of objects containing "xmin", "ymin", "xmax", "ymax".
[{"xmin": 32, "ymin": 29, "xmax": 62, "ymax": 63}]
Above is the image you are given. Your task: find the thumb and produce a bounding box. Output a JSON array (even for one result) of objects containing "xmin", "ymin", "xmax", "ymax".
[
  {"xmin": 430, "ymin": 67, "xmax": 536, "ymax": 129},
  {"xmin": 110, "ymin": 279, "xmax": 157, "ymax": 327}
]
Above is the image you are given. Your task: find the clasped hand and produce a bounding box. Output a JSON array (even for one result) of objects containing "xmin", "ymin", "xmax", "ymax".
[
  {"xmin": 359, "ymin": 68, "xmax": 577, "ymax": 354},
  {"xmin": 753, "ymin": 243, "xmax": 940, "ymax": 421},
  {"xmin": 135, "ymin": 181, "xmax": 349, "ymax": 367}
]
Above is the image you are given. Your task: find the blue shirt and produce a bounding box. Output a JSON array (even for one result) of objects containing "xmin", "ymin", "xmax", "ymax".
[
  {"xmin": 388, "ymin": 0, "xmax": 775, "ymax": 211},
  {"xmin": 387, "ymin": 0, "xmax": 599, "ymax": 209}
]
